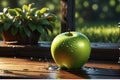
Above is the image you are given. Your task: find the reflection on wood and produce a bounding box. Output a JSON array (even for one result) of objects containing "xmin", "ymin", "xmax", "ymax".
[{"xmin": 0, "ymin": 57, "xmax": 120, "ymax": 79}]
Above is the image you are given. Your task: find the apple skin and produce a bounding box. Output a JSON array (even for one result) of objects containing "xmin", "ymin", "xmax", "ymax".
[{"xmin": 51, "ymin": 32, "xmax": 91, "ymax": 69}]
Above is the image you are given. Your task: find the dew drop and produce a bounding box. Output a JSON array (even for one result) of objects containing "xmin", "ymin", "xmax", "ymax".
[
  {"xmin": 38, "ymin": 58, "xmax": 42, "ymax": 61},
  {"xmin": 48, "ymin": 66, "xmax": 60, "ymax": 71},
  {"xmin": 30, "ymin": 57, "xmax": 33, "ymax": 60},
  {"xmin": 83, "ymin": 66, "xmax": 97, "ymax": 72},
  {"xmin": 14, "ymin": 56, "xmax": 16, "ymax": 59},
  {"xmin": 86, "ymin": 67, "xmax": 97, "ymax": 72}
]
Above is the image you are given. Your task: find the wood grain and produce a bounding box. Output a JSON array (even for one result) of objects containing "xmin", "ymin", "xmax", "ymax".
[{"xmin": 0, "ymin": 57, "xmax": 120, "ymax": 79}]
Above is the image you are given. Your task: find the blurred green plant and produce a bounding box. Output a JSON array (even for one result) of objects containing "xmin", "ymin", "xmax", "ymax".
[
  {"xmin": 76, "ymin": 22, "xmax": 119, "ymax": 43},
  {"xmin": 0, "ymin": 3, "xmax": 57, "ymax": 38},
  {"xmin": 0, "ymin": 0, "xmax": 119, "ymax": 43}
]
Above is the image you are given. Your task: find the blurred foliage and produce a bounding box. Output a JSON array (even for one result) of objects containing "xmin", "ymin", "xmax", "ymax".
[
  {"xmin": 1, "ymin": 0, "xmax": 119, "ymax": 23},
  {"xmin": 76, "ymin": 22, "xmax": 120, "ymax": 43},
  {"xmin": 75, "ymin": 0, "xmax": 120, "ymax": 23},
  {"xmin": 0, "ymin": 0, "xmax": 120, "ymax": 42}
]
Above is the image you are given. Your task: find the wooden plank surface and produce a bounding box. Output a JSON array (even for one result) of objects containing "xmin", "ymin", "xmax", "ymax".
[{"xmin": 0, "ymin": 57, "xmax": 120, "ymax": 79}]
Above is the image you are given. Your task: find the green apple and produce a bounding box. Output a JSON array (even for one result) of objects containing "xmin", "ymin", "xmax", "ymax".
[{"xmin": 51, "ymin": 32, "xmax": 91, "ymax": 69}]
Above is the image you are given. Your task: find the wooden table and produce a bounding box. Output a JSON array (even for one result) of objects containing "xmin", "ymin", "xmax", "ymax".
[
  {"xmin": 0, "ymin": 42, "xmax": 119, "ymax": 79},
  {"xmin": 0, "ymin": 57, "xmax": 120, "ymax": 79}
]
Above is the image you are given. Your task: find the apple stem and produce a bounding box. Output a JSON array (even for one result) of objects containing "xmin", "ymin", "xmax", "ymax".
[{"xmin": 67, "ymin": 28, "xmax": 73, "ymax": 36}]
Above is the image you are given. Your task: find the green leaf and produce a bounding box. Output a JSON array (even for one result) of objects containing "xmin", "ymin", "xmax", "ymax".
[
  {"xmin": 14, "ymin": 20, "xmax": 21, "ymax": 28},
  {"xmin": 0, "ymin": 27, "xmax": 3, "ymax": 34},
  {"xmin": 43, "ymin": 27, "xmax": 49, "ymax": 34},
  {"xmin": 41, "ymin": 19, "xmax": 50, "ymax": 25},
  {"xmin": 0, "ymin": 12, "xmax": 3, "ymax": 19},
  {"xmin": 15, "ymin": 8, "xmax": 22, "ymax": 12},
  {"xmin": 36, "ymin": 10, "xmax": 41, "ymax": 17},
  {"xmin": 3, "ymin": 22, "xmax": 11, "ymax": 30},
  {"xmin": 28, "ymin": 3, "xmax": 35, "ymax": 11},
  {"xmin": 0, "ymin": 20, "xmax": 4, "ymax": 23},
  {"xmin": 40, "ymin": 8, "xmax": 49, "ymax": 14},
  {"xmin": 23, "ymin": 27, "xmax": 31, "ymax": 37},
  {"xmin": 30, "ymin": 8, "xmax": 37, "ymax": 13},
  {"xmin": 15, "ymin": 8, "xmax": 23, "ymax": 15},
  {"xmin": 8, "ymin": 9, "xmax": 17, "ymax": 16},
  {"xmin": 22, "ymin": 5, "xmax": 28, "ymax": 12},
  {"xmin": 47, "ymin": 14, "xmax": 57, "ymax": 22},
  {"xmin": 45, "ymin": 25, "xmax": 53, "ymax": 33},
  {"xmin": 28, "ymin": 23, "xmax": 36, "ymax": 31},
  {"xmin": 19, "ymin": 27, "xmax": 26, "ymax": 38},
  {"xmin": 36, "ymin": 26, "xmax": 44, "ymax": 34},
  {"xmin": 3, "ymin": 8, "xmax": 9, "ymax": 14},
  {"xmin": 11, "ymin": 27, "xmax": 18, "ymax": 36}
]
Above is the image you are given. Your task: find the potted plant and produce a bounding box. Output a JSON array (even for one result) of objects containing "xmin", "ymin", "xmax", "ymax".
[{"xmin": 0, "ymin": 3, "xmax": 57, "ymax": 45}]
